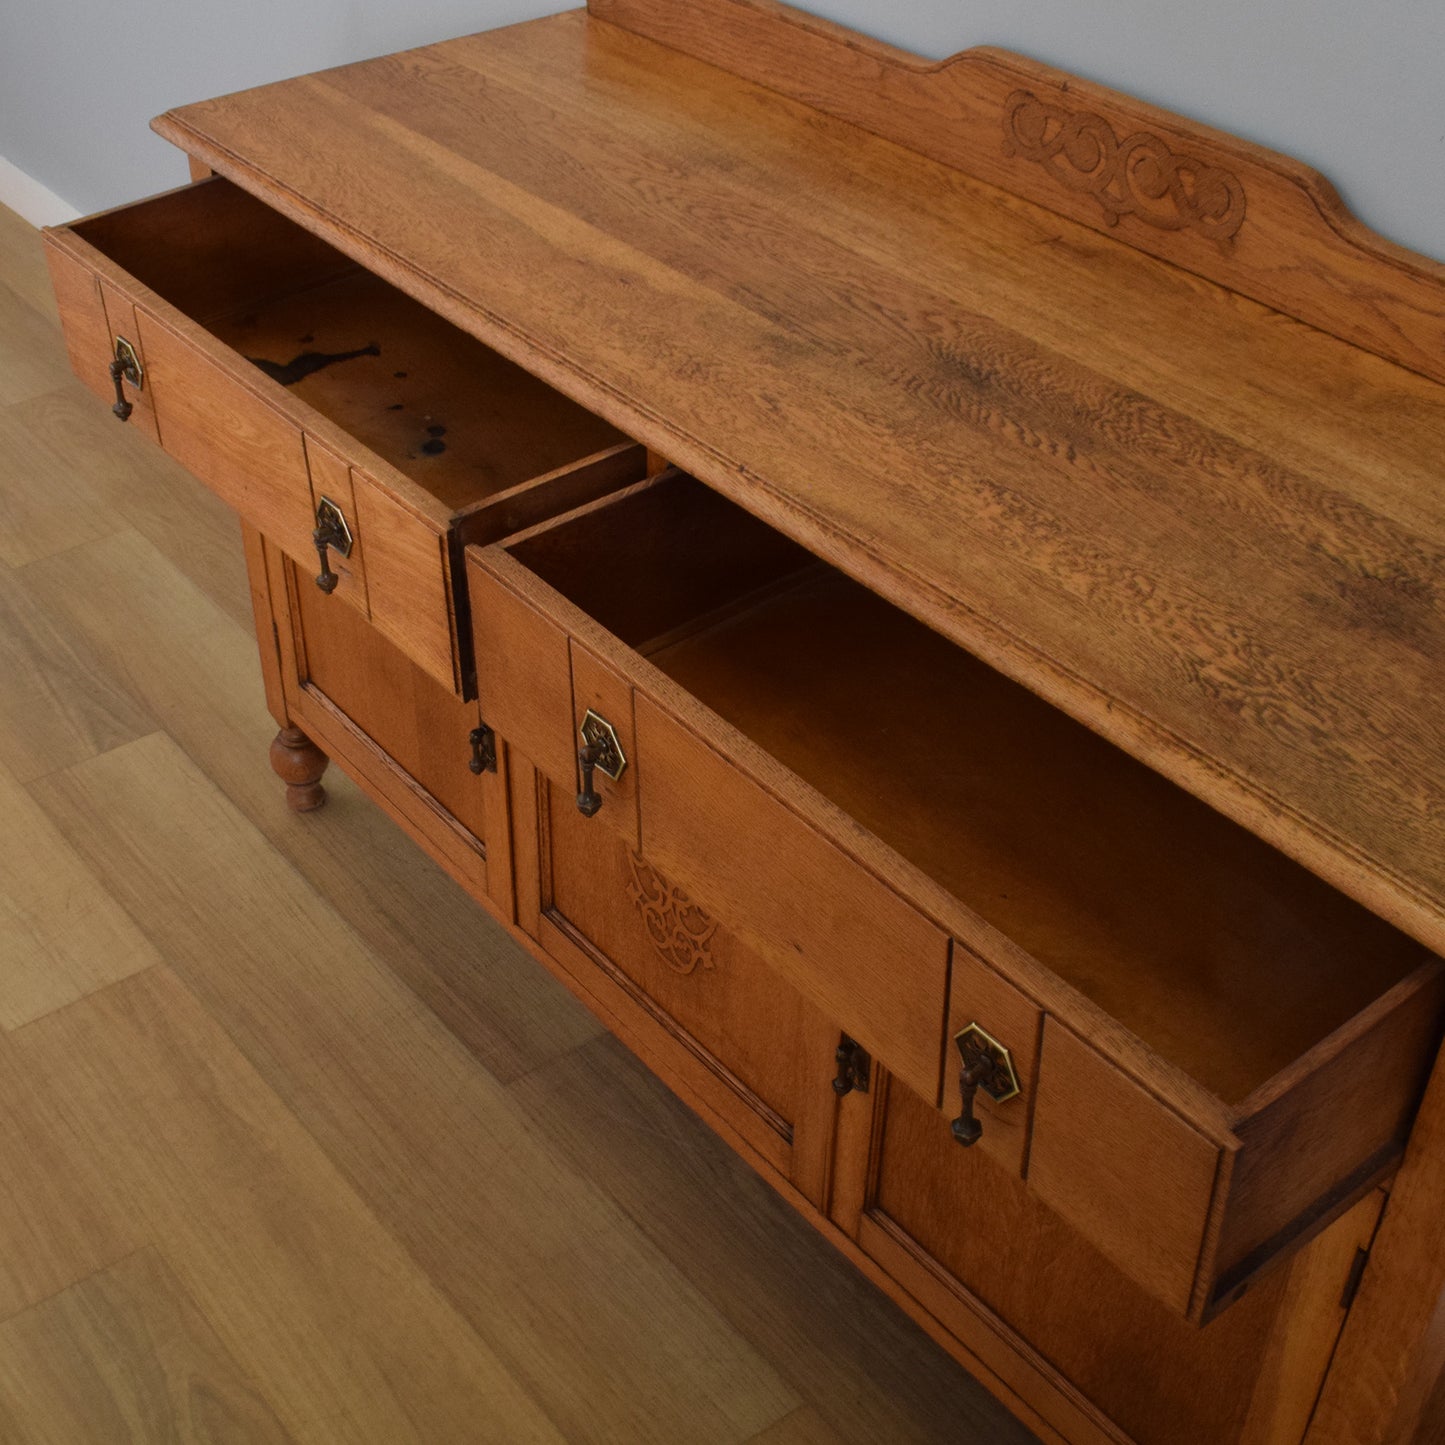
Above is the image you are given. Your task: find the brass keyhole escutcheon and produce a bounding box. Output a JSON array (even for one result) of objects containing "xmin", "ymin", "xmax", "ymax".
[
  {"xmin": 576, "ymin": 708, "xmax": 625, "ymax": 817},
  {"xmin": 950, "ymin": 1022, "xmax": 1020, "ymax": 1148},
  {"xmin": 312, "ymin": 497, "xmax": 354, "ymax": 594}
]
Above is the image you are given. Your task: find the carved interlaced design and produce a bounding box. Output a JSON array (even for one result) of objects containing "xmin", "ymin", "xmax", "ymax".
[
  {"xmin": 626, "ymin": 851, "xmax": 719, "ymax": 976},
  {"xmin": 1002, "ymin": 90, "xmax": 1247, "ymax": 241}
]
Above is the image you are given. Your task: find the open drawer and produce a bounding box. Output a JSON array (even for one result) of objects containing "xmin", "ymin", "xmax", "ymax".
[
  {"xmin": 466, "ymin": 470, "xmax": 1445, "ymax": 1323},
  {"xmin": 43, "ymin": 176, "xmax": 643, "ymax": 694}
]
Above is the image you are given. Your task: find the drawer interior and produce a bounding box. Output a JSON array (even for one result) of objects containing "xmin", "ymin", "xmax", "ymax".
[
  {"xmin": 73, "ymin": 178, "xmax": 627, "ymax": 512},
  {"xmin": 508, "ymin": 473, "xmax": 1437, "ymax": 1104}
]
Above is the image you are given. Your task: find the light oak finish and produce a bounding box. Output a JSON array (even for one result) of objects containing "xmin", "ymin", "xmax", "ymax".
[
  {"xmin": 44, "ymin": 178, "xmax": 640, "ymax": 694},
  {"xmin": 848, "ymin": 1071, "xmax": 1387, "ymax": 1445},
  {"xmin": 146, "ymin": 7, "xmax": 1445, "ymax": 963},
  {"xmin": 1, "ymin": 215, "xmax": 1029, "ymax": 1439},
  {"xmin": 25, "ymin": 0, "xmax": 1445, "ymax": 1435},
  {"xmin": 1028, "ymin": 1021, "xmax": 1225, "ymax": 1311},
  {"xmin": 469, "ymin": 467, "xmax": 1443, "ymax": 1321},
  {"xmin": 945, "ymin": 947, "xmax": 1043, "ymax": 1179},
  {"xmin": 591, "ymin": 0, "xmax": 1445, "ymax": 385}
]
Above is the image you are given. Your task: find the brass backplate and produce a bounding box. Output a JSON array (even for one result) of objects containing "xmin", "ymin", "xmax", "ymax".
[
  {"xmin": 579, "ymin": 709, "xmax": 626, "ymax": 781},
  {"xmin": 113, "ymin": 335, "xmax": 144, "ymax": 390},
  {"xmin": 315, "ymin": 497, "xmax": 354, "ymax": 557},
  {"xmin": 955, "ymin": 1022, "xmax": 1021, "ymax": 1103}
]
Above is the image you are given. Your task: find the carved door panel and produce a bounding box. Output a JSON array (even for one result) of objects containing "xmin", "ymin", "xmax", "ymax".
[{"xmin": 517, "ymin": 757, "xmax": 840, "ymax": 1208}]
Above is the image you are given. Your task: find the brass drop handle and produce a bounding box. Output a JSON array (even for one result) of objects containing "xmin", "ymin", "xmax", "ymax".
[
  {"xmin": 575, "ymin": 708, "xmax": 626, "ymax": 818},
  {"xmin": 950, "ymin": 1023, "xmax": 1021, "ymax": 1149},
  {"xmin": 311, "ymin": 497, "xmax": 354, "ymax": 595},
  {"xmin": 576, "ymin": 743, "xmax": 605, "ymax": 817},
  {"xmin": 109, "ymin": 358, "xmax": 133, "ymax": 421},
  {"xmin": 109, "ymin": 336, "xmax": 143, "ymax": 421}
]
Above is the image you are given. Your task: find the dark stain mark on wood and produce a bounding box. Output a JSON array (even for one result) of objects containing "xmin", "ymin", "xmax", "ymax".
[
  {"xmin": 249, "ymin": 344, "xmax": 380, "ymax": 386},
  {"xmin": 421, "ymin": 438, "xmax": 447, "ymax": 455},
  {"xmin": 393, "ymin": 370, "xmax": 408, "ymax": 378},
  {"xmin": 387, "ymin": 402, "xmax": 404, "ymax": 410},
  {"xmin": 427, "ymin": 424, "xmax": 447, "ymax": 436}
]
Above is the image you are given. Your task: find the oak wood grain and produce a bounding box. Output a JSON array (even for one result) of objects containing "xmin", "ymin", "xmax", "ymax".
[
  {"xmin": 1027, "ymin": 1019, "xmax": 1224, "ymax": 1313},
  {"xmin": 351, "ymin": 468, "xmax": 459, "ymax": 691},
  {"xmin": 859, "ymin": 1075, "xmax": 1384, "ymax": 1445},
  {"xmin": 635, "ymin": 687, "xmax": 951, "ymax": 1106},
  {"xmin": 590, "ymin": 0, "xmax": 1445, "ymax": 381},
  {"xmin": 138, "ymin": 308, "xmax": 316, "ymax": 566},
  {"xmin": 543, "ymin": 783, "xmax": 815, "ymax": 1187},
  {"xmin": 149, "ymin": 10, "xmax": 1445, "ymax": 957}
]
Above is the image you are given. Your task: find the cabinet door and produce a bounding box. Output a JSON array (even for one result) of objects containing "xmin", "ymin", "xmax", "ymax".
[
  {"xmin": 514, "ymin": 756, "xmax": 839, "ymax": 1208},
  {"xmin": 831, "ymin": 1067, "xmax": 1384, "ymax": 1445},
  {"xmin": 260, "ymin": 532, "xmax": 504, "ymax": 910}
]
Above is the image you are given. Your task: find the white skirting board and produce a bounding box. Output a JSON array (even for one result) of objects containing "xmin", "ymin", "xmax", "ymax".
[{"xmin": 0, "ymin": 155, "xmax": 79, "ymax": 227}]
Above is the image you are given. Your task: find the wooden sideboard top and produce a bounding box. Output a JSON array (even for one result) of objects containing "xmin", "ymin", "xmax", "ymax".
[{"xmin": 153, "ymin": 4, "xmax": 1445, "ymax": 952}]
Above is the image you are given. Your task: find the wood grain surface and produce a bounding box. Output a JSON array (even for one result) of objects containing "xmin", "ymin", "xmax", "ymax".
[
  {"xmin": 1, "ymin": 198, "xmax": 1031, "ymax": 1443},
  {"xmin": 590, "ymin": 0, "xmax": 1445, "ymax": 383},
  {"xmin": 149, "ymin": 7, "xmax": 1445, "ymax": 962}
]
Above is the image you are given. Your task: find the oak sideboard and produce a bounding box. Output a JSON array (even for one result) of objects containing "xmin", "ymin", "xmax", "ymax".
[{"xmin": 42, "ymin": 3, "xmax": 1445, "ymax": 1441}]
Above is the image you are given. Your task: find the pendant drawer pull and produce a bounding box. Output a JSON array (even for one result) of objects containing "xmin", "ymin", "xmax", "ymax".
[
  {"xmin": 109, "ymin": 336, "xmax": 143, "ymax": 421},
  {"xmin": 950, "ymin": 1022, "xmax": 1021, "ymax": 1147},
  {"xmin": 575, "ymin": 709, "xmax": 626, "ymax": 817},
  {"xmin": 312, "ymin": 497, "xmax": 353, "ymax": 595}
]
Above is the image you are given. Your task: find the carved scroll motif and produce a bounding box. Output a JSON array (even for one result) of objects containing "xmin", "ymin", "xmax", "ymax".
[
  {"xmin": 626, "ymin": 851, "xmax": 719, "ymax": 976},
  {"xmin": 1002, "ymin": 90, "xmax": 1246, "ymax": 241}
]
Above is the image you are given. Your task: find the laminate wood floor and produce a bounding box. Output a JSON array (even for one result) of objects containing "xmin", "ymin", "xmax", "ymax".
[{"xmin": 0, "ymin": 198, "xmax": 1037, "ymax": 1444}]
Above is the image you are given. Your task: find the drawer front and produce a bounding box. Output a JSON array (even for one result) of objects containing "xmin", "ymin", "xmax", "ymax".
[
  {"xmin": 351, "ymin": 470, "xmax": 458, "ymax": 693},
  {"xmin": 941, "ymin": 945, "xmax": 1042, "ymax": 1178},
  {"xmin": 43, "ymin": 203, "xmax": 466, "ymax": 694},
  {"xmin": 466, "ymin": 549, "xmax": 950, "ymax": 1102},
  {"xmin": 1028, "ymin": 1020, "xmax": 1224, "ymax": 1316},
  {"xmin": 634, "ymin": 692, "xmax": 950, "ymax": 1105},
  {"xmin": 1005, "ymin": 963, "xmax": 1445, "ymax": 1321},
  {"xmin": 136, "ymin": 311, "xmax": 319, "ymax": 568},
  {"xmin": 45, "ymin": 240, "xmax": 160, "ymax": 445}
]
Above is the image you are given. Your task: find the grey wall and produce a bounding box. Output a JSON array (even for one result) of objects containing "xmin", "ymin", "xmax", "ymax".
[{"xmin": 2, "ymin": 0, "xmax": 1441, "ymax": 260}]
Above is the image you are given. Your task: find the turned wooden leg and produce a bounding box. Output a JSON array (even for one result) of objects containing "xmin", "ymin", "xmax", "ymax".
[{"xmin": 269, "ymin": 726, "xmax": 328, "ymax": 812}]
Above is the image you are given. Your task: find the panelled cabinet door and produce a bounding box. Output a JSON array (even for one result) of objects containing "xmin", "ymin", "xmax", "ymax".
[
  {"xmin": 261, "ymin": 532, "xmax": 503, "ymax": 907},
  {"xmin": 516, "ymin": 758, "xmax": 839, "ymax": 1209},
  {"xmin": 831, "ymin": 1066, "xmax": 1385, "ymax": 1445}
]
